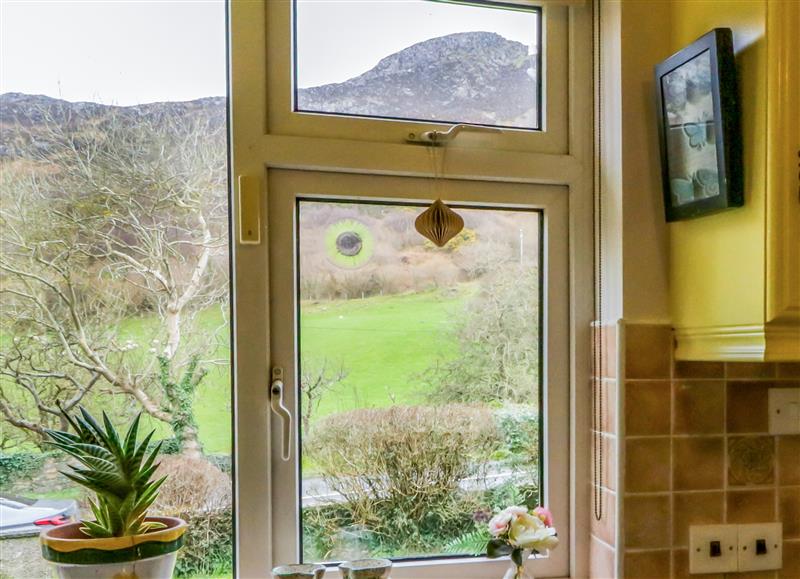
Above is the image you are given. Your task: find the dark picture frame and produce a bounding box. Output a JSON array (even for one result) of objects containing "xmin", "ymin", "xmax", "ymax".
[{"xmin": 654, "ymin": 28, "xmax": 743, "ymax": 222}]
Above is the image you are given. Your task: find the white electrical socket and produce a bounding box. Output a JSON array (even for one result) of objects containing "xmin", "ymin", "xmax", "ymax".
[
  {"xmin": 689, "ymin": 524, "xmax": 738, "ymax": 574},
  {"xmin": 738, "ymin": 523, "xmax": 783, "ymax": 572},
  {"xmin": 769, "ymin": 388, "xmax": 800, "ymax": 434}
]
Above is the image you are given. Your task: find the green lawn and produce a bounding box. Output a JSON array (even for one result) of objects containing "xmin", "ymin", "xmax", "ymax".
[
  {"xmin": 112, "ymin": 286, "xmax": 472, "ymax": 454},
  {"xmin": 1, "ymin": 286, "xmax": 471, "ymax": 457},
  {"xmin": 300, "ymin": 287, "xmax": 470, "ymax": 417}
]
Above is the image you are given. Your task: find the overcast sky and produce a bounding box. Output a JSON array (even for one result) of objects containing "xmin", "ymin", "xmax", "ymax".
[
  {"xmin": 0, "ymin": 0, "xmax": 227, "ymax": 105},
  {"xmin": 1, "ymin": 0, "xmax": 538, "ymax": 105},
  {"xmin": 296, "ymin": 0, "xmax": 539, "ymax": 88}
]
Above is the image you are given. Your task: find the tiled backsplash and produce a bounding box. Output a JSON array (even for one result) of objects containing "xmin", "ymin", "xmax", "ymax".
[
  {"xmin": 591, "ymin": 322, "xmax": 620, "ymax": 578},
  {"xmin": 620, "ymin": 324, "xmax": 800, "ymax": 579},
  {"xmin": 589, "ymin": 322, "xmax": 800, "ymax": 578}
]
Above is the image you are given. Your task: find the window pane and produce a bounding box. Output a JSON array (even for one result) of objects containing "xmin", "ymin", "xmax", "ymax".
[
  {"xmin": 0, "ymin": 2, "xmax": 232, "ymax": 577},
  {"xmin": 297, "ymin": 200, "xmax": 541, "ymax": 562},
  {"xmin": 294, "ymin": 0, "xmax": 542, "ymax": 130}
]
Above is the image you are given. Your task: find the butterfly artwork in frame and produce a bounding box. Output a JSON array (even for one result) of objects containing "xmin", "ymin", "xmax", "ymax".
[{"xmin": 654, "ymin": 28, "xmax": 743, "ymax": 222}]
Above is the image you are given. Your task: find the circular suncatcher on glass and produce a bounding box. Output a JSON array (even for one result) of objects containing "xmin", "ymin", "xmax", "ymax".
[{"xmin": 325, "ymin": 219, "xmax": 374, "ymax": 268}]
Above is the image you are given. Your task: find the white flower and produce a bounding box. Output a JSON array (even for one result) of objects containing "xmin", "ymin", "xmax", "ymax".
[
  {"xmin": 509, "ymin": 512, "xmax": 559, "ymax": 552},
  {"xmin": 488, "ymin": 506, "xmax": 529, "ymax": 537},
  {"xmin": 488, "ymin": 512, "xmax": 512, "ymax": 537}
]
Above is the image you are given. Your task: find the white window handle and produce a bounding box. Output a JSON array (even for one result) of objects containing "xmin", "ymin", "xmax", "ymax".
[{"xmin": 270, "ymin": 367, "xmax": 292, "ymax": 461}]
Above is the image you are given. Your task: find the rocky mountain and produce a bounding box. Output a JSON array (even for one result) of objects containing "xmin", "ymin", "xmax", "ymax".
[
  {"xmin": 0, "ymin": 30, "xmax": 538, "ymax": 156},
  {"xmin": 0, "ymin": 93, "xmax": 226, "ymax": 159},
  {"xmin": 297, "ymin": 31, "xmax": 538, "ymax": 128}
]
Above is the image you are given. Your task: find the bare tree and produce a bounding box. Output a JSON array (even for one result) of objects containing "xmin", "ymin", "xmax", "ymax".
[
  {"xmin": 420, "ymin": 264, "xmax": 540, "ymax": 405},
  {"xmin": 0, "ymin": 102, "xmax": 228, "ymax": 456},
  {"xmin": 300, "ymin": 357, "xmax": 348, "ymax": 433}
]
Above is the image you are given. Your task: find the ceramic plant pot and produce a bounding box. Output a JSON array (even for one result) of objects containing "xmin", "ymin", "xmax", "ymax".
[
  {"xmin": 338, "ymin": 558, "xmax": 392, "ymax": 579},
  {"xmin": 272, "ymin": 564, "xmax": 327, "ymax": 578},
  {"xmin": 40, "ymin": 516, "xmax": 187, "ymax": 579}
]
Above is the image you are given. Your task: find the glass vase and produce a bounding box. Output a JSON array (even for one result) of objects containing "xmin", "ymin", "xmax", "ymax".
[{"xmin": 502, "ymin": 550, "xmax": 533, "ymax": 579}]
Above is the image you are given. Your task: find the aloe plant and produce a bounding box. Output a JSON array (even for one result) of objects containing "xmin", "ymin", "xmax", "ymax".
[{"xmin": 45, "ymin": 407, "xmax": 167, "ymax": 538}]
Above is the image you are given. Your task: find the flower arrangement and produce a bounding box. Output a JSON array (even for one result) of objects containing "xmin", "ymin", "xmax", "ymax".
[{"xmin": 487, "ymin": 505, "xmax": 558, "ymax": 579}]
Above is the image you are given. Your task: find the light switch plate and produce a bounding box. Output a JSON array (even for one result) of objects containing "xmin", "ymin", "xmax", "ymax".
[
  {"xmin": 690, "ymin": 524, "xmax": 738, "ymax": 574},
  {"xmin": 769, "ymin": 388, "xmax": 800, "ymax": 434},
  {"xmin": 738, "ymin": 523, "xmax": 782, "ymax": 572}
]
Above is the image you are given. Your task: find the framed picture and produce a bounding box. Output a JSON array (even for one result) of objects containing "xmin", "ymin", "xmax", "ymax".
[{"xmin": 655, "ymin": 28, "xmax": 743, "ymax": 222}]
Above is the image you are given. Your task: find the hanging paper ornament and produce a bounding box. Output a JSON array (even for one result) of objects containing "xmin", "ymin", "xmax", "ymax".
[{"xmin": 414, "ymin": 199, "xmax": 464, "ymax": 247}]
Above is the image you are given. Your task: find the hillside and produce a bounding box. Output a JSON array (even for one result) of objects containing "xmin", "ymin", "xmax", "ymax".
[
  {"xmin": 298, "ymin": 31, "xmax": 538, "ymax": 127},
  {"xmin": 1, "ymin": 30, "xmax": 538, "ymax": 150}
]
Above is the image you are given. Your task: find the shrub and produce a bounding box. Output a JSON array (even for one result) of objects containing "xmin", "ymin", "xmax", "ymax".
[
  {"xmin": 174, "ymin": 506, "xmax": 233, "ymax": 577},
  {"xmin": 304, "ymin": 404, "xmax": 501, "ymax": 555},
  {"xmin": 494, "ymin": 405, "xmax": 539, "ymax": 466},
  {"xmin": 153, "ymin": 456, "xmax": 233, "ymax": 577},
  {"xmin": 0, "ymin": 452, "xmax": 51, "ymax": 488},
  {"xmin": 421, "ymin": 265, "xmax": 539, "ymax": 404}
]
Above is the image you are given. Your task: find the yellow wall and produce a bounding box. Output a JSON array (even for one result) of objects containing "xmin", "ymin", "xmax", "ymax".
[
  {"xmin": 620, "ymin": 0, "xmax": 671, "ymax": 323},
  {"xmin": 669, "ymin": 0, "xmax": 767, "ymax": 329}
]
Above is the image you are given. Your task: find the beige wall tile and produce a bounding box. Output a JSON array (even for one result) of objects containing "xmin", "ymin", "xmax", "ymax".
[
  {"xmin": 607, "ymin": 434, "xmax": 618, "ymax": 492},
  {"xmin": 624, "ymin": 495, "xmax": 671, "ymax": 549},
  {"xmin": 625, "ymin": 381, "xmax": 671, "ymax": 435},
  {"xmin": 779, "ymin": 488, "xmax": 800, "ymax": 539},
  {"xmin": 623, "ymin": 550, "xmax": 670, "ymax": 579},
  {"xmin": 674, "ymin": 381, "xmax": 725, "ymax": 434},
  {"xmin": 674, "ymin": 437, "xmax": 725, "ymax": 490},
  {"xmin": 591, "ymin": 488, "xmax": 617, "ymax": 547},
  {"xmin": 602, "ymin": 379, "xmax": 617, "ymax": 435},
  {"xmin": 673, "ymin": 549, "xmax": 723, "ymax": 579},
  {"xmin": 726, "ymin": 362, "xmax": 777, "ymax": 380},
  {"xmin": 778, "ymin": 436, "xmax": 800, "ymax": 486},
  {"xmin": 728, "ymin": 436, "xmax": 775, "ymax": 486},
  {"xmin": 673, "ymin": 492, "xmax": 724, "ymax": 547},
  {"xmin": 727, "ymin": 490, "xmax": 776, "ymax": 523},
  {"xmin": 625, "ymin": 438, "xmax": 671, "ymax": 492},
  {"xmin": 727, "ymin": 382, "xmax": 770, "ymax": 433},
  {"xmin": 589, "ymin": 535, "xmax": 615, "ymax": 579},
  {"xmin": 592, "ymin": 434, "xmax": 617, "ymax": 492},
  {"xmin": 780, "ymin": 540, "xmax": 800, "ymax": 579},
  {"xmin": 674, "ymin": 361, "xmax": 724, "ymax": 379},
  {"xmin": 625, "ymin": 324, "xmax": 672, "ymax": 380},
  {"xmin": 603, "ymin": 323, "xmax": 618, "ymax": 380}
]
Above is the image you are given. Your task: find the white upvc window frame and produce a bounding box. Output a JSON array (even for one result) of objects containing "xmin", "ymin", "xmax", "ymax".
[
  {"xmin": 266, "ymin": 0, "xmax": 568, "ymax": 154},
  {"xmin": 267, "ymin": 170, "xmax": 568, "ymax": 578},
  {"xmin": 229, "ymin": 0, "xmax": 594, "ymax": 577}
]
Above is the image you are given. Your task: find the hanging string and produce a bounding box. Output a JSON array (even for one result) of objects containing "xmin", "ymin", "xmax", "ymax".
[{"xmin": 592, "ymin": 0, "xmax": 605, "ymax": 522}]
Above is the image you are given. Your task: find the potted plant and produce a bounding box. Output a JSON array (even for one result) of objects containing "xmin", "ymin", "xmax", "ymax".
[{"xmin": 40, "ymin": 407, "xmax": 187, "ymax": 579}]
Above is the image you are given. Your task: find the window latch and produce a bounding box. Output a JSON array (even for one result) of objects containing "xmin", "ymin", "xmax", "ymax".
[
  {"xmin": 270, "ymin": 367, "xmax": 292, "ymax": 461},
  {"xmin": 405, "ymin": 123, "xmax": 503, "ymax": 145}
]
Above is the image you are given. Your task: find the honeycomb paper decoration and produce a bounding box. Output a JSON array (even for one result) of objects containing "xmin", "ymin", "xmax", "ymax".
[{"xmin": 414, "ymin": 199, "xmax": 464, "ymax": 247}]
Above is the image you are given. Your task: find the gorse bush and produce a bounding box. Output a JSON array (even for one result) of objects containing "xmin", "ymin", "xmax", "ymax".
[{"xmin": 304, "ymin": 404, "xmax": 501, "ymax": 556}]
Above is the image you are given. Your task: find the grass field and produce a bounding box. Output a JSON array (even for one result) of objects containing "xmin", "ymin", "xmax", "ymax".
[
  {"xmin": 300, "ymin": 286, "xmax": 470, "ymax": 417},
  {"xmin": 114, "ymin": 286, "xmax": 472, "ymax": 455},
  {"xmin": 1, "ymin": 286, "xmax": 471, "ymax": 457}
]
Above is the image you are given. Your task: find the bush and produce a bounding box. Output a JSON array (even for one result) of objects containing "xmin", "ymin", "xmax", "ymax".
[
  {"xmin": 494, "ymin": 405, "xmax": 539, "ymax": 466},
  {"xmin": 0, "ymin": 452, "xmax": 51, "ymax": 488},
  {"xmin": 153, "ymin": 456, "xmax": 233, "ymax": 577},
  {"xmin": 175, "ymin": 507, "xmax": 233, "ymax": 577},
  {"xmin": 421, "ymin": 265, "xmax": 539, "ymax": 404},
  {"xmin": 304, "ymin": 404, "xmax": 501, "ymax": 557}
]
